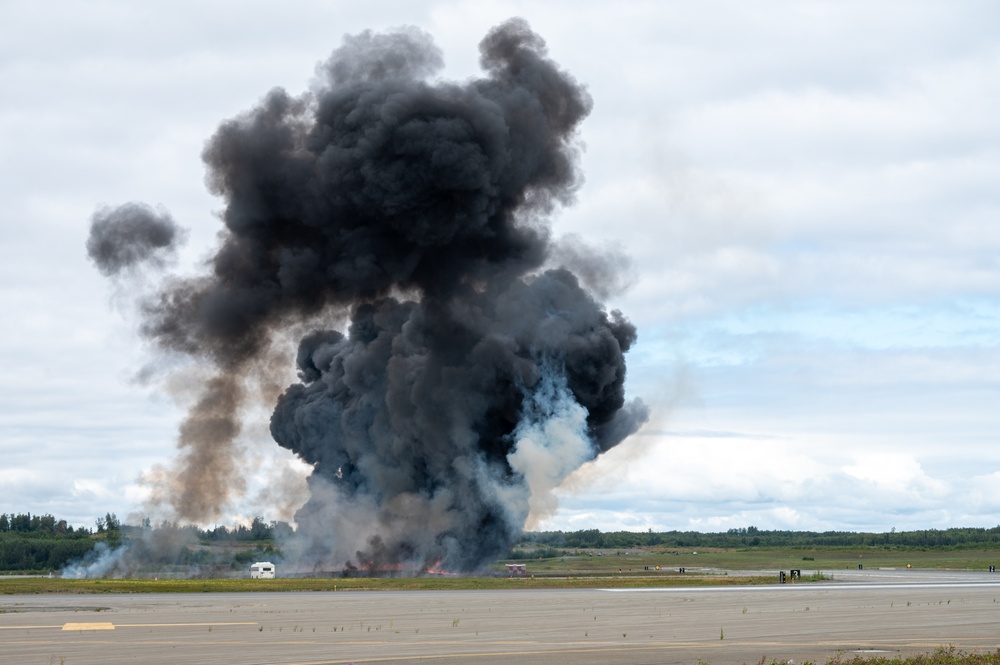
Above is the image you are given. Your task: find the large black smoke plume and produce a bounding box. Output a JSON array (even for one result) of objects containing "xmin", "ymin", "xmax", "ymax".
[{"xmin": 87, "ymin": 18, "xmax": 647, "ymax": 572}]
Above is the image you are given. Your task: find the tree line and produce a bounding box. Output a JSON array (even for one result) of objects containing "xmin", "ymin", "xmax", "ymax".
[
  {"xmin": 0, "ymin": 513, "xmax": 105, "ymax": 572},
  {"xmin": 1, "ymin": 512, "xmax": 88, "ymax": 536},
  {"xmin": 6, "ymin": 512, "xmax": 1000, "ymax": 574},
  {"xmin": 0, "ymin": 513, "xmax": 293, "ymax": 573},
  {"xmin": 0, "ymin": 512, "xmax": 123, "ymax": 537},
  {"xmin": 522, "ymin": 525, "xmax": 1000, "ymax": 550},
  {"xmin": 198, "ymin": 516, "xmax": 294, "ymax": 542},
  {"xmin": 0, "ymin": 512, "xmax": 292, "ymax": 543}
]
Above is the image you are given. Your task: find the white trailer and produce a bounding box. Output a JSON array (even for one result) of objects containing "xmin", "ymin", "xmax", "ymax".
[{"xmin": 250, "ymin": 561, "xmax": 276, "ymax": 579}]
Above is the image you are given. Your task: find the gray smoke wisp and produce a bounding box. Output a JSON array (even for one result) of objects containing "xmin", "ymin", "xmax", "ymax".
[
  {"xmin": 87, "ymin": 203, "xmax": 184, "ymax": 276},
  {"xmin": 87, "ymin": 18, "xmax": 647, "ymax": 573},
  {"xmin": 59, "ymin": 524, "xmax": 201, "ymax": 579}
]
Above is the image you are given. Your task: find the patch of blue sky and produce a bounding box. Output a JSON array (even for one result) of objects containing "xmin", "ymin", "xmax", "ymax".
[
  {"xmin": 630, "ymin": 298, "xmax": 1000, "ymax": 373},
  {"xmin": 711, "ymin": 299, "xmax": 1000, "ymax": 350}
]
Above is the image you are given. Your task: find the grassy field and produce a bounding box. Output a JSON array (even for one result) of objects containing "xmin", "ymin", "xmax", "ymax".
[
  {"xmin": 784, "ymin": 649, "xmax": 1000, "ymax": 665},
  {"xmin": 502, "ymin": 546, "xmax": 1000, "ymax": 575},
  {"xmin": 0, "ymin": 571, "xmax": 777, "ymax": 594},
  {"xmin": 2, "ymin": 546, "xmax": 996, "ymax": 595}
]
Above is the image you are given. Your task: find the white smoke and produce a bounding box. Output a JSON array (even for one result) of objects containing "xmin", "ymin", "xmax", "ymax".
[
  {"xmin": 506, "ymin": 364, "xmax": 594, "ymax": 530},
  {"xmin": 60, "ymin": 524, "xmax": 207, "ymax": 578},
  {"xmin": 61, "ymin": 542, "xmax": 130, "ymax": 578}
]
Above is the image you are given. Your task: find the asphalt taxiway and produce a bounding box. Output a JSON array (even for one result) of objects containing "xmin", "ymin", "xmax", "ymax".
[{"xmin": 2, "ymin": 571, "xmax": 999, "ymax": 664}]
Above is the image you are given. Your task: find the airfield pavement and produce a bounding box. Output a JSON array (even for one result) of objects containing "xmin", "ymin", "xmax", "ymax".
[{"xmin": 2, "ymin": 570, "xmax": 999, "ymax": 665}]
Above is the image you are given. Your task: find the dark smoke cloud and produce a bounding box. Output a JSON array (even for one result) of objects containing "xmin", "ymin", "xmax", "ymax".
[
  {"xmin": 141, "ymin": 18, "xmax": 591, "ymax": 364},
  {"xmin": 87, "ymin": 203, "xmax": 184, "ymax": 276},
  {"xmin": 273, "ymin": 269, "xmax": 648, "ymax": 570},
  {"xmin": 91, "ymin": 18, "xmax": 647, "ymax": 572}
]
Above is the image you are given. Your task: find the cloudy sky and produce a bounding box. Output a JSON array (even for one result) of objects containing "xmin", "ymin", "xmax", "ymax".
[{"xmin": 2, "ymin": 0, "xmax": 998, "ymax": 534}]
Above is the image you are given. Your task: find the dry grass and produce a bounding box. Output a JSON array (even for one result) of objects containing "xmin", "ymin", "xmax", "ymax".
[
  {"xmin": 0, "ymin": 573, "xmax": 773, "ymax": 594},
  {"xmin": 515, "ymin": 547, "xmax": 1000, "ymax": 574},
  {"xmin": 741, "ymin": 647, "xmax": 1000, "ymax": 665}
]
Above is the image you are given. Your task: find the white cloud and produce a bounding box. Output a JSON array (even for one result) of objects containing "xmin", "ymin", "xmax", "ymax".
[{"xmin": 1, "ymin": 0, "xmax": 998, "ymax": 535}]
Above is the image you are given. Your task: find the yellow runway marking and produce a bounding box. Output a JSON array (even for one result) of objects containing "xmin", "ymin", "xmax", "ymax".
[{"xmin": 62, "ymin": 622, "xmax": 115, "ymax": 631}]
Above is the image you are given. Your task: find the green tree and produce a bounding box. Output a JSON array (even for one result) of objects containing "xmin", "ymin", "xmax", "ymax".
[{"xmin": 249, "ymin": 516, "xmax": 269, "ymax": 540}]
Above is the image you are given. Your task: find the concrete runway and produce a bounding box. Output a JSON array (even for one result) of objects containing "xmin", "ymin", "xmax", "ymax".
[{"xmin": 3, "ymin": 572, "xmax": 1000, "ymax": 664}]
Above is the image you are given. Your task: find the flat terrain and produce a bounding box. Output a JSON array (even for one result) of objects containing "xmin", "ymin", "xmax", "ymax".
[
  {"xmin": 2, "ymin": 570, "xmax": 999, "ymax": 665},
  {"xmin": 0, "ymin": 573, "xmax": 772, "ymax": 594},
  {"xmin": 513, "ymin": 547, "xmax": 1000, "ymax": 575}
]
